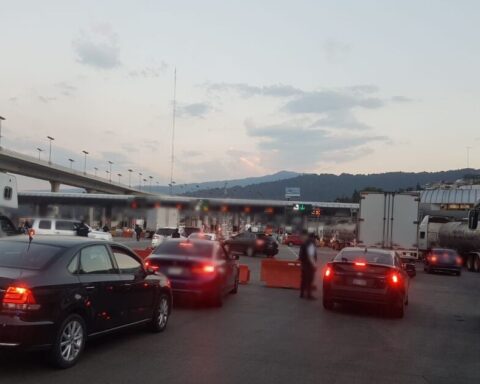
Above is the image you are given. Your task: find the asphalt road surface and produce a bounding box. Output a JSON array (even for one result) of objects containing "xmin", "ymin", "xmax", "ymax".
[{"xmin": 1, "ymin": 245, "xmax": 479, "ymax": 384}]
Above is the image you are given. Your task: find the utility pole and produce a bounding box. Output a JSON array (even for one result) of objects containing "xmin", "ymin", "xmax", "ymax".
[
  {"xmin": 47, "ymin": 136, "xmax": 55, "ymax": 164},
  {"xmin": 128, "ymin": 169, "xmax": 133, "ymax": 187},
  {"xmin": 170, "ymin": 68, "xmax": 177, "ymax": 195},
  {"xmin": 82, "ymin": 150, "xmax": 89, "ymax": 174},
  {"xmin": 108, "ymin": 161, "xmax": 113, "ymax": 182},
  {"xmin": 0, "ymin": 116, "xmax": 5, "ymax": 149},
  {"xmin": 37, "ymin": 147, "xmax": 43, "ymax": 160},
  {"xmin": 94, "ymin": 167, "xmax": 98, "ymax": 176},
  {"xmin": 138, "ymin": 172, "xmax": 143, "ymax": 190},
  {"xmin": 68, "ymin": 158, "xmax": 74, "ymax": 169}
]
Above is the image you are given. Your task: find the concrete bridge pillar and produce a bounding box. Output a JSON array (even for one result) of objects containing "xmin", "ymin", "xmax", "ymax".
[{"xmin": 50, "ymin": 181, "xmax": 60, "ymax": 192}]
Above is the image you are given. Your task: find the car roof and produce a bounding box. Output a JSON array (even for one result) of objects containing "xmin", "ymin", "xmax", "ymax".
[
  {"xmin": 340, "ymin": 247, "xmax": 396, "ymax": 256},
  {"xmin": 31, "ymin": 218, "xmax": 80, "ymax": 222},
  {"xmin": 0, "ymin": 235, "xmax": 107, "ymax": 248}
]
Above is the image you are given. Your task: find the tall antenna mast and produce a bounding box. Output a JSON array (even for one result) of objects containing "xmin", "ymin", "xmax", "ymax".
[{"xmin": 170, "ymin": 67, "xmax": 177, "ymax": 195}]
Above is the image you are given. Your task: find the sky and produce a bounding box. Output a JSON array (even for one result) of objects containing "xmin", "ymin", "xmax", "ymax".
[{"xmin": 1, "ymin": 0, "xmax": 479, "ymax": 190}]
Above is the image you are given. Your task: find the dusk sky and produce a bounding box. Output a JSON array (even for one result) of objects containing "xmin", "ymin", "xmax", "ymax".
[{"xmin": 1, "ymin": 0, "xmax": 479, "ymax": 190}]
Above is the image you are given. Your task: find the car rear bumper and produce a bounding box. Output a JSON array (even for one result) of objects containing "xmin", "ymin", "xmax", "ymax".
[
  {"xmin": 168, "ymin": 277, "xmax": 220, "ymax": 296},
  {"xmin": 324, "ymin": 285, "xmax": 402, "ymax": 306},
  {"xmin": 0, "ymin": 314, "xmax": 55, "ymax": 349},
  {"xmin": 426, "ymin": 264, "xmax": 461, "ymax": 273}
]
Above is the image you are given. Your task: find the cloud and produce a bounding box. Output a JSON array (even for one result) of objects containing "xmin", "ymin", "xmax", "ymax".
[
  {"xmin": 205, "ymin": 82, "xmax": 303, "ymax": 98},
  {"xmin": 323, "ymin": 38, "xmax": 351, "ymax": 62},
  {"xmin": 177, "ymin": 102, "xmax": 212, "ymax": 118},
  {"xmin": 310, "ymin": 110, "xmax": 370, "ymax": 130},
  {"xmin": 128, "ymin": 62, "xmax": 168, "ymax": 78},
  {"xmin": 72, "ymin": 23, "xmax": 121, "ymax": 69},
  {"xmin": 282, "ymin": 90, "xmax": 384, "ymax": 114},
  {"xmin": 55, "ymin": 82, "xmax": 77, "ymax": 97},
  {"xmin": 246, "ymin": 120, "xmax": 388, "ymax": 168},
  {"xmin": 37, "ymin": 96, "xmax": 57, "ymax": 103},
  {"xmin": 391, "ymin": 95, "xmax": 413, "ymax": 103}
]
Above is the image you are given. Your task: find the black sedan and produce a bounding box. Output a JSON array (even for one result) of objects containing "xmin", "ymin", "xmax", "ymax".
[
  {"xmin": 223, "ymin": 232, "xmax": 278, "ymax": 257},
  {"xmin": 322, "ymin": 247, "xmax": 409, "ymax": 318},
  {"xmin": 424, "ymin": 248, "xmax": 462, "ymax": 276},
  {"xmin": 145, "ymin": 239, "xmax": 239, "ymax": 307},
  {"xmin": 0, "ymin": 236, "xmax": 172, "ymax": 368}
]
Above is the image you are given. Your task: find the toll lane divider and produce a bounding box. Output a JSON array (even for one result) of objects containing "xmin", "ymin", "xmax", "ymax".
[
  {"xmin": 134, "ymin": 248, "xmax": 153, "ymax": 259},
  {"xmin": 260, "ymin": 259, "xmax": 301, "ymax": 289},
  {"xmin": 239, "ymin": 264, "xmax": 250, "ymax": 284}
]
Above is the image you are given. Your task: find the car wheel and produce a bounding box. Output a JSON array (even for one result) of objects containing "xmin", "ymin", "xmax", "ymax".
[
  {"xmin": 474, "ymin": 255, "xmax": 480, "ymax": 273},
  {"xmin": 50, "ymin": 314, "xmax": 86, "ymax": 369},
  {"xmin": 231, "ymin": 273, "xmax": 239, "ymax": 294},
  {"xmin": 246, "ymin": 246, "xmax": 254, "ymax": 257},
  {"xmin": 149, "ymin": 293, "xmax": 170, "ymax": 333},
  {"xmin": 322, "ymin": 295, "xmax": 334, "ymax": 310}
]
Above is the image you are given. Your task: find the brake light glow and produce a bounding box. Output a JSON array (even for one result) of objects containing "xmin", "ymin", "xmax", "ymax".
[
  {"xmin": 192, "ymin": 263, "xmax": 216, "ymax": 274},
  {"xmin": 355, "ymin": 262, "xmax": 366, "ymax": 267},
  {"xmin": 429, "ymin": 255, "xmax": 437, "ymax": 263},
  {"xmin": 324, "ymin": 266, "xmax": 332, "ymax": 278},
  {"xmin": 2, "ymin": 286, "xmax": 40, "ymax": 310},
  {"xmin": 203, "ymin": 265, "xmax": 215, "ymax": 273},
  {"xmin": 256, "ymin": 239, "xmax": 265, "ymax": 247},
  {"xmin": 456, "ymin": 256, "xmax": 463, "ymax": 265},
  {"xmin": 390, "ymin": 273, "xmax": 399, "ymax": 284},
  {"xmin": 179, "ymin": 242, "xmax": 193, "ymax": 248}
]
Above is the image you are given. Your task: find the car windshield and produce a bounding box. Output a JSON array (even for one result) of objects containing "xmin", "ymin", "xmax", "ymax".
[
  {"xmin": 0, "ymin": 241, "xmax": 63, "ymax": 270},
  {"xmin": 183, "ymin": 227, "xmax": 200, "ymax": 237},
  {"xmin": 153, "ymin": 241, "xmax": 214, "ymax": 258},
  {"xmin": 156, "ymin": 228, "xmax": 176, "ymax": 236},
  {"xmin": 335, "ymin": 250, "xmax": 394, "ymax": 266}
]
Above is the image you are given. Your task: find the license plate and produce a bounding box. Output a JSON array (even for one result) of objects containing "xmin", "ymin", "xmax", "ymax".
[
  {"xmin": 352, "ymin": 278, "xmax": 367, "ymax": 286},
  {"xmin": 167, "ymin": 267, "xmax": 183, "ymax": 276}
]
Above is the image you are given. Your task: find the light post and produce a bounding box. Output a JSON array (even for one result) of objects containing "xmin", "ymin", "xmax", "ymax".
[
  {"xmin": 68, "ymin": 158, "xmax": 74, "ymax": 169},
  {"xmin": 149, "ymin": 176, "xmax": 153, "ymax": 192},
  {"xmin": 118, "ymin": 173, "xmax": 122, "ymax": 184},
  {"xmin": 108, "ymin": 161, "xmax": 113, "ymax": 182},
  {"xmin": 47, "ymin": 136, "xmax": 55, "ymax": 164},
  {"xmin": 106, "ymin": 170, "xmax": 110, "ymax": 179},
  {"xmin": 128, "ymin": 169, "xmax": 133, "ymax": 187},
  {"xmin": 138, "ymin": 172, "xmax": 142, "ymax": 190},
  {"xmin": 82, "ymin": 150, "xmax": 89, "ymax": 174},
  {"xmin": 94, "ymin": 167, "xmax": 98, "ymax": 176},
  {"xmin": 36, "ymin": 147, "xmax": 43, "ymax": 160},
  {"xmin": 0, "ymin": 116, "xmax": 5, "ymax": 149}
]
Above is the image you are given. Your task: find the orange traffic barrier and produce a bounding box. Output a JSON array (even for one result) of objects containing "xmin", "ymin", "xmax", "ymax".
[
  {"xmin": 238, "ymin": 264, "xmax": 250, "ymax": 284},
  {"xmin": 261, "ymin": 258, "xmax": 301, "ymax": 289},
  {"xmin": 134, "ymin": 248, "xmax": 153, "ymax": 259}
]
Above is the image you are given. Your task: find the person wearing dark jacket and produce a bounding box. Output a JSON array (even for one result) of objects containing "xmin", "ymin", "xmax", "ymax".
[
  {"xmin": 171, "ymin": 228, "xmax": 181, "ymax": 238},
  {"xmin": 76, "ymin": 221, "xmax": 90, "ymax": 237},
  {"xmin": 299, "ymin": 231, "xmax": 318, "ymax": 299},
  {"xmin": 134, "ymin": 224, "xmax": 142, "ymax": 241}
]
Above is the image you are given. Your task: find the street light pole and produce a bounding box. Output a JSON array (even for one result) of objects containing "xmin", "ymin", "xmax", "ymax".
[
  {"xmin": 0, "ymin": 116, "xmax": 5, "ymax": 149},
  {"xmin": 138, "ymin": 172, "xmax": 142, "ymax": 190},
  {"xmin": 36, "ymin": 147, "xmax": 43, "ymax": 160},
  {"xmin": 68, "ymin": 158, "xmax": 74, "ymax": 169},
  {"xmin": 94, "ymin": 167, "xmax": 98, "ymax": 176},
  {"xmin": 82, "ymin": 150, "xmax": 89, "ymax": 174},
  {"xmin": 47, "ymin": 136, "xmax": 55, "ymax": 164},
  {"xmin": 118, "ymin": 173, "xmax": 122, "ymax": 184},
  {"xmin": 149, "ymin": 176, "xmax": 153, "ymax": 192},
  {"xmin": 108, "ymin": 161, "xmax": 113, "ymax": 182},
  {"xmin": 128, "ymin": 169, "xmax": 133, "ymax": 187}
]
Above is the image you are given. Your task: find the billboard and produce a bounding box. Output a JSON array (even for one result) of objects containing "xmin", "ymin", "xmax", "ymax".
[{"xmin": 285, "ymin": 187, "xmax": 300, "ymax": 199}]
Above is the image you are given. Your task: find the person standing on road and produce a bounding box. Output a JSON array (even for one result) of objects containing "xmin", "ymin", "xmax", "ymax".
[
  {"xmin": 134, "ymin": 224, "xmax": 142, "ymax": 241},
  {"xmin": 299, "ymin": 231, "xmax": 318, "ymax": 299},
  {"xmin": 171, "ymin": 228, "xmax": 181, "ymax": 238}
]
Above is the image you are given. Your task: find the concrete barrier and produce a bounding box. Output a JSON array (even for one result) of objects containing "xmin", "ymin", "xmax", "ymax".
[{"xmin": 260, "ymin": 259, "xmax": 301, "ymax": 289}]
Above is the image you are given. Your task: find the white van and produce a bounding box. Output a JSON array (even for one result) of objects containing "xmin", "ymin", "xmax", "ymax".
[{"xmin": 30, "ymin": 218, "xmax": 112, "ymax": 241}]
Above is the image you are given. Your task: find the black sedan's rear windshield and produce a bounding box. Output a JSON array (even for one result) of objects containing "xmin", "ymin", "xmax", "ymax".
[
  {"xmin": 153, "ymin": 241, "xmax": 214, "ymax": 258},
  {"xmin": 156, "ymin": 228, "xmax": 176, "ymax": 236},
  {"xmin": 335, "ymin": 250, "xmax": 394, "ymax": 266},
  {"xmin": 0, "ymin": 241, "xmax": 63, "ymax": 270}
]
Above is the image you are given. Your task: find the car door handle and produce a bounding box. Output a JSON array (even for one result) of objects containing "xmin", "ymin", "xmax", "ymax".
[{"xmin": 84, "ymin": 286, "xmax": 96, "ymax": 291}]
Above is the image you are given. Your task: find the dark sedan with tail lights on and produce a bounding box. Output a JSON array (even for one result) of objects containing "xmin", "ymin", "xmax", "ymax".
[
  {"xmin": 0, "ymin": 236, "xmax": 172, "ymax": 368},
  {"xmin": 424, "ymin": 248, "xmax": 463, "ymax": 276},
  {"xmin": 223, "ymin": 232, "xmax": 278, "ymax": 257},
  {"xmin": 322, "ymin": 247, "xmax": 409, "ymax": 318},
  {"xmin": 145, "ymin": 239, "xmax": 239, "ymax": 307}
]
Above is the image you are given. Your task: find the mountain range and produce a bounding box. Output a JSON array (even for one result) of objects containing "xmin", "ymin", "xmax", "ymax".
[{"xmin": 182, "ymin": 169, "xmax": 480, "ymax": 202}]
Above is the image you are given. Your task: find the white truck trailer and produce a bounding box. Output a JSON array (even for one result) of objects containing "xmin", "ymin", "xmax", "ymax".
[
  {"xmin": 357, "ymin": 192, "xmax": 420, "ymax": 258},
  {"xmin": 146, "ymin": 207, "xmax": 179, "ymax": 231}
]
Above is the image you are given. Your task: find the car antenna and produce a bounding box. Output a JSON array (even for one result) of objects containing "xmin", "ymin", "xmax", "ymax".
[{"xmin": 27, "ymin": 228, "xmax": 35, "ymax": 251}]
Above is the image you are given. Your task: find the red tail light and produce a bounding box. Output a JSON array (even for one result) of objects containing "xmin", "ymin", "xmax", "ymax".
[
  {"xmin": 389, "ymin": 273, "xmax": 400, "ymax": 285},
  {"xmin": 456, "ymin": 256, "xmax": 463, "ymax": 266},
  {"xmin": 256, "ymin": 239, "xmax": 265, "ymax": 247},
  {"xmin": 192, "ymin": 263, "xmax": 216, "ymax": 274},
  {"xmin": 354, "ymin": 262, "xmax": 366, "ymax": 267},
  {"xmin": 429, "ymin": 255, "xmax": 437, "ymax": 263},
  {"xmin": 324, "ymin": 266, "xmax": 332, "ymax": 278},
  {"xmin": 2, "ymin": 286, "xmax": 40, "ymax": 310}
]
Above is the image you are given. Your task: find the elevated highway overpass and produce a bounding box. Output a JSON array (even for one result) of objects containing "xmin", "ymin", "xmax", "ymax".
[{"xmin": 0, "ymin": 148, "xmax": 147, "ymax": 195}]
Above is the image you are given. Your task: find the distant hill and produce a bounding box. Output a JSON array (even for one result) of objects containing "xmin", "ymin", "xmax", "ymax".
[
  {"xmin": 183, "ymin": 169, "xmax": 480, "ymax": 201},
  {"xmin": 147, "ymin": 170, "xmax": 299, "ymax": 194}
]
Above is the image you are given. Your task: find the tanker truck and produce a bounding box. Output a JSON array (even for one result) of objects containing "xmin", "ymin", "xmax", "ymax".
[{"xmin": 418, "ymin": 203, "xmax": 480, "ymax": 272}]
